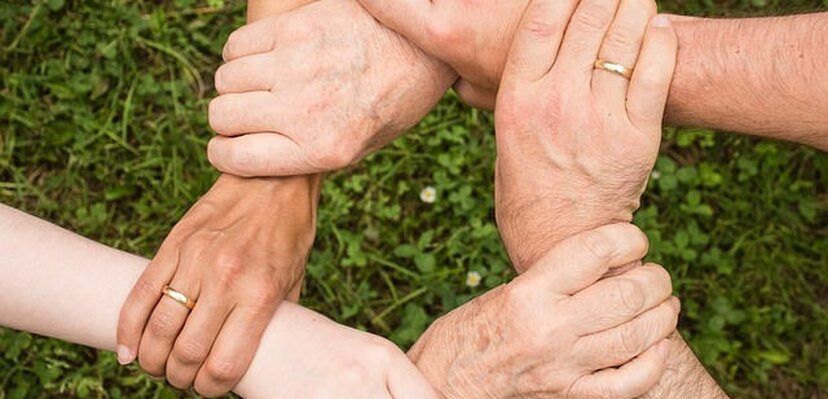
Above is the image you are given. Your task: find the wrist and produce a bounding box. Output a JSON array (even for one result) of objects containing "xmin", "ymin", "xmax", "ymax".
[
  {"xmin": 640, "ymin": 332, "xmax": 729, "ymax": 399},
  {"xmin": 499, "ymin": 195, "xmax": 635, "ymax": 272}
]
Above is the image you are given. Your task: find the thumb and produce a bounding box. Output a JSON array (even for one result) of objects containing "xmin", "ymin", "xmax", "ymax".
[{"xmin": 518, "ymin": 223, "xmax": 650, "ymax": 295}]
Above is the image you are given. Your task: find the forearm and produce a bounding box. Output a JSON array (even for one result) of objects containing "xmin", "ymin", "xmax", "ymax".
[
  {"xmin": 247, "ymin": 0, "xmax": 315, "ymax": 22},
  {"xmin": 667, "ymin": 13, "xmax": 828, "ymax": 150},
  {"xmin": 0, "ymin": 203, "xmax": 325, "ymax": 398}
]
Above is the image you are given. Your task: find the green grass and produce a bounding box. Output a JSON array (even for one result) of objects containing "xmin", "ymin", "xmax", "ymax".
[{"xmin": 1, "ymin": 0, "xmax": 826, "ymax": 398}]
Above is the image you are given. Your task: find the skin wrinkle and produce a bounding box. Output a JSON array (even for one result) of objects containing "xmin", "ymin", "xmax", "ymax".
[{"xmin": 666, "ymin": 15, "xmax": 828, "ymax": 149}]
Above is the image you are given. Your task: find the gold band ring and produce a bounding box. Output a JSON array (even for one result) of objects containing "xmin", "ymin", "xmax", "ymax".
[
  {"xmin": 162, "ymin": 285, "xmax": 196, "ymax": 310},
  {"xmin": 594, "ymin": 59, "xmax": 633, "ymax": 80}
]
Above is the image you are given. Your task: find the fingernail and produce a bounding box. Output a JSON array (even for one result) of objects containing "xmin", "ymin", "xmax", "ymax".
[
  {"xmin": 117, "ymin": 345, "xmax": 134, "ymax": 365},
  {"xmin": 652, "ymin": 14, "xmax": 672, "ymax": 28}
]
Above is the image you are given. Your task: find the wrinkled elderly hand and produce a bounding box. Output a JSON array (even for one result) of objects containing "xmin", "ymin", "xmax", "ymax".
[
  {"xmin": 236, "ymin": 303, "xmax": 438, "ymax": 399},
  {"xmin": 117, "ymin": 174, "xmax": 321, "ymax": 396},
  {"xmin": 409, "ymin": 224, "xmax": 679, "ymax": 399},
  {"xmin": 207, "ymin": 0, "xmax": 455, "ymax": 177},
  {"xmin": 357, "ymin": 0, "xmax": 530, "ymax": 108},
  {"xmin": 494, "ymin": 0, "xmax": 677, "ymax": 270}
]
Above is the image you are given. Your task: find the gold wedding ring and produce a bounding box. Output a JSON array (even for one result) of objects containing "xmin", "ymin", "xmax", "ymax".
[
  {"xmin": 162, "ymin": 285, "xmax": 196, "ymax": 310},
  {"xmin": 594, "ymin": 59, "xmax": 633, "ymax": 80}
]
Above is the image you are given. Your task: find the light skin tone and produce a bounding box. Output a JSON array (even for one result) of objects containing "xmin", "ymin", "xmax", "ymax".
[
  {"xmin": 207, "ymin": 2, "xmax": 828, "ymax": 177},
  {"xmin": 487, "ymin": 0, "xmax": 728, "ymax": 397},
  {"xmin": 208, "ymin": 0, "xmax": 683, "ymax": 397},
  {"xmin": 203, "ymin": 0, "xmax": 825, "ymax": 397},
  {"xmin": 401, "ymin": 1, "xmax": 716, "ymax": 398},
  {"xmin": 0, "ymin": 204, "xmax": 438, "ymax": 399},
  {"xmin": 116, "ymin": 2, "xmax": 333, "ymax": 396},
  {"xmin": 208, "ymin": 0, "xmax": 454, "ymax": 176},
  {"xmin": 0, "ymin": 204, "xmax": 674, "ymax": 398},
  {"xmin": 355, "ymin": 1, "xmax": 828, "ymax": 150},
  {"xmin": 121, "ymin": 2, "xmax": 677, "ymax": 395}
]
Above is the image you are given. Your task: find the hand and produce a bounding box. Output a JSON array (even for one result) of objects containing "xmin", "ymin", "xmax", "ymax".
[
  {"xmin": 236, "ymin": 303, "xmax": 439, "ymax": 399},
  {"xmin": 409, "ymin": 224, "xmax": 679, "ymax": 399},
  {"xmin": 357, "ymin": 0, "xmax": 531, "ymax": 108},
  {"xmin": 207, "ymin": 0, "xmax": 456, "ymax": 177},
  {"xmin": 494, "ymin": 0, "xmax": 677, "ymax": 270},
  {"xmin": 117, "ymin": 174, "xmax": 321, "ymax": 396}
]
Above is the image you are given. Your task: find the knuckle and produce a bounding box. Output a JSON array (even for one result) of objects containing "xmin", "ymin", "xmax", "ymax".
[
  {"xmin": 247, "ymin": 285, "xmax": 280, "ymax": 310},
  {"xmin": 618, "ymin": 322, "xmax": 644, "ymax": 356},
  {"xmin": 214, "ymin": 253, "xmax": 246, "ymax": 289},
  {"xmin": 581, "ymin": 229, "xmax": 615, "ymax": 262},
  {"xmin": 425, "ymin": 18, "xmax": 462, "ymax": 47},
  {"xmin": 203, "ymin": 357, "xmax": 244, "ymax": 383},
  {"xmin": 315, "ymin": 142, "xmax": 355, "ymax": 170},
  {"xmin": 612, "ymin": 278, "xmax": 645, "ymax": 316},
  {"xmin": 524, "ymin": 8, "xmax": 562, "ymax": 39},
  {"xmin": 148, "ymin": 310, "xmax": 180, "ymax": 338},
  {"xmin": 364, "ymin": 337, "xmax": 402, "ymax": 365},
  {"xmin": 173, "ymin": 339, "xmax": 209, "ymax": 365},
  {"xmin": 604, "ymin": 26, "xmax": 639, "ymax": 52},
  {"xmin": 135, "ymin": 275, "xmax": 161, "ymax": 299},
  {"xmin": 573, "ymin": 2, "xmax": 612, "ymax": 32}
]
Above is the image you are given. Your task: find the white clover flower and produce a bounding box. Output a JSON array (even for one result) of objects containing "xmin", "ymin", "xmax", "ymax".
[
  {"xmin": 650, "ymin": 171, "xmax": 662, "ymax": 180},
  {"xmin": 466, "ymin": 271, "xmax": 482, "ymax": 288},
  {"xmin": 420, "ymin": 186, "xmax": 437, "ymax": 204}
]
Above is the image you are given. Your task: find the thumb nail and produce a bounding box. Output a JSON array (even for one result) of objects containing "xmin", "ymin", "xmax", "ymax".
[{"xmin": 117, "ymin": 345, "xmax": 134, "ymax": 365}]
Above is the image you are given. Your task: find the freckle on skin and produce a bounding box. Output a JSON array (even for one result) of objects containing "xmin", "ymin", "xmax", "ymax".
[{"xmin": 476, "ymin": 335, "xmax": 490, "ymax": 351}]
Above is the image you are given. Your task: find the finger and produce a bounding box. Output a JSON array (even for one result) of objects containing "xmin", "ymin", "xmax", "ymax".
[
  {"xmin": 223, "ymin": 16, "xmax": 281, "ymax": 61},
  {"xmin": 568, "ymin": 263, "xmax": 673, "ymax": 334},
  {"xmin": 207, "ymin": 134, "xmax": 307, "ymax": 177},
  {"xmin": 570, "ymin": 338, "xmax": 672, "ymax": 399},
  {"xmin": 453, "ymin": 79, "xmax": 497, "ymax": 110},
  {"xmin": 137, "ymin": 267, "xmax": 201, "ymax": 377},
  {"xmin": 166, "ymin": 295, "xmax": 232, "ymax": 390},
  {"xmin": 116, "ymin": 246, "xmax": 179, "ymax": 365},
  {"xmin": 519, "ymin": 223, "xmax": 649, "ymax": 295},
  {"xmin": 214, "ymin": 52, "xmax": 279, "ymax": 95},
  {"xmin": 591, "ymin": 0, "xmax": 656, "ymax": 104},
  {"xmin": 556, "ymin": 0, "xmax": 623, "ymax": 78},
  {"xmin": 626, "ymin": 15, "xmax": 677, "ymax": 132},
  {"xmin": 209, "ymin": 92, "xmax": 287, "ymax": 137},
  {"xmin": 387, "ymin": 354, "xmax": 441, "ymax": 399},
  {"xmin": 502, "ymin": 0, "xmax": 579, "ymax": 83},
  {"xmin": 194, "ymin": 306, "xmax": 273, "ymax": 397},
  {"xmin": 575, "ymin": 296, "xmax": 679, "ymax": 369}
]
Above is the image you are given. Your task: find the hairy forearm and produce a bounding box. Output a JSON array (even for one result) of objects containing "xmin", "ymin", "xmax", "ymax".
[{"xmin": 667, "ymin": 13, "xmax": 828, "ymax": 149}]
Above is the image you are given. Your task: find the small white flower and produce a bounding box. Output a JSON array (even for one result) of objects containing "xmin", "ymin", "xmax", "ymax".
[
  {"xmin": 466, "ymin": 271, "xmax": 482, "ymax": 288},
  {"xmin": 650, "ymin": 171, "xmax": 662, "ymax": 180},
  {"xmin": 420, "ymin": 186, "xmax": 437, "ymax": 204}
]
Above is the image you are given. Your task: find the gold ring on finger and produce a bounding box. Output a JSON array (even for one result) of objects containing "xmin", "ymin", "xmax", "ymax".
[
  {"xmin": 162, "ymin": 285, "xmax": 196, "ymax": 311},
  {"xmin": 594, "ymin": 59, "xmax": 633, "ymax": 80}
]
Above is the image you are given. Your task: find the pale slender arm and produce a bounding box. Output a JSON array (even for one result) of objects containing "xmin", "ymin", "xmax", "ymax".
[
  {"xmin": 668, "ymin": 13, "xmax": 828, "ymax": 150},
  {"xmin": 0, "ymin": 203, "xmax": 435, "ymax": 398}
]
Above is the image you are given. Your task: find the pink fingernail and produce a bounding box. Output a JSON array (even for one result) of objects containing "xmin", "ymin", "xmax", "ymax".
[
  {"xmin": 117, "ymin": 345, "xmax": 134, "ymax": 365},
  {"xmin": 652, "ymin": 15, "xmax": 672, "ymax": 28}
]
